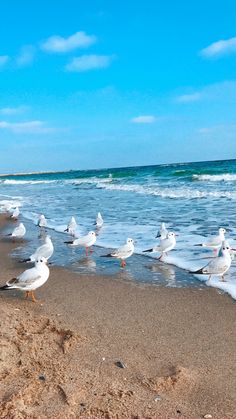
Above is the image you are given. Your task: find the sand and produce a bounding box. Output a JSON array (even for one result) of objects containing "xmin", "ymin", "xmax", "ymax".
[{"xmin": 0, "ymin": 214, "xmax": 236, "ymax": 418}]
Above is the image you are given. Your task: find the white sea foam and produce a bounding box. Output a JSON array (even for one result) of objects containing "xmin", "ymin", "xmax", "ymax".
[
  {"xmin": 0, "ymin": 199, "xmax": 23, "ymax": 211},
  {"xmin": 69, "ymin": 177, "xmax": 113, "ymax": 185},
  {"xmin": 0, "ymin": 179, "xmax": 58, "ymax": 185},
  {"xmin": 193, "ymin": 173, "xmax": 236, "ymax": 182},
  {"xmin": 96, "ymin": 182, "xmax": 236, "ymax": 199}
]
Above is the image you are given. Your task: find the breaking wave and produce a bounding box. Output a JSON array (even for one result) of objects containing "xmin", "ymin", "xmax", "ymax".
[
  {"xmin": 193, "ymin": 174, "xmax": 236, "ymax": 182},
  {"xmin": 96, "ymin": 182, "xmax": 236, "ymax": 199}
]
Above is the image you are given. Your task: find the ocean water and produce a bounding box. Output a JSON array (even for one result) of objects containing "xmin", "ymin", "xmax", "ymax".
[{"xmin": 1, "ymin": 159, "xmax": 236, "ymax": 299}]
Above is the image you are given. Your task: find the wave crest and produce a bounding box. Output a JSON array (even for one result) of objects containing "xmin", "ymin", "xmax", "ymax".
[
  {"xmin": 193, "ymin": 174, "xmax": 236, "ymax": 182},
  {"xmin": 97, "ymin": 182, "xmax": 236, "ymax": 199}
]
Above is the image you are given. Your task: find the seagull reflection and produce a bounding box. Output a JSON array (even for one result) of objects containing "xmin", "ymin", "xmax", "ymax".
[{"xmin": 148, "ymin": 263, "xmax": 176, "ymax": 286}]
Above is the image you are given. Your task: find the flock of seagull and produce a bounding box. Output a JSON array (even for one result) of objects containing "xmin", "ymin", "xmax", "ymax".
[{"xmin": 0, "ymin": 205, "xmax": 234, "ymax": 302}]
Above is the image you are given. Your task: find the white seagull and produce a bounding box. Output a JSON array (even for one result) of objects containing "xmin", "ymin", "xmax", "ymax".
[
  {"xmin": 6, "ymin": 222, "xmax": 26, "ymax": 240},
  {"xmin": 20, "ymin": 235, "xmax": 54, "ymax": 263},
  {"xmin": 101, "ymin": 238, "xmax": 135, "ymax": 267},
  {"xmin": 143, "ymin": 231, "xmax": 177, "ymax": 260},
  {"xmin": 11, "ymin": 207, "xmax": 20, "ymax": 220},
  {"xmin": 95, "ymin": 212, "xmax": 103, "ymax": 228},
  {"xmin": 65, "ymin": 231, "xmax": 96, "ymax": 256},
  {"xmin": 37, "ymin": 214, "xmax": 47, "ymax": 228},
  {"xmin": 64, "ymin": 216, "xmax": 77, "ymax": 236},
  {"xmin": 191, "ymin": 241, "xmax": 233, "ymax": 282},
  {"xmin": 156, "ymin": 222, "xmax": 168, "ymax": 239},
  {"xmin": 195, "ymin": 227, "xmax": 226, "ymax": 253},
  {"xmin": 0, "ymin": 257, "xmax": 49, "ymax": 302}
]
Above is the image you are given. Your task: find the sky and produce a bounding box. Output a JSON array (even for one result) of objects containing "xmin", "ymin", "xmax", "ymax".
[{"xmin": 1, "ymin": 0, "xmax": 236, "ymax": 173}]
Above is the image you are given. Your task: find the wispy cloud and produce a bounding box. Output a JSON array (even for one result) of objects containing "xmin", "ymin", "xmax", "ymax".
[
  {"xmin": 0, "ymin": 55, "xmax": 9, "ymax": 68},
  {"xmin": 0, "ymin": 120, "xmax": 54, "ymax": 134},
  {"xmin": 175, "ymin": 92, "xmax": 202, "ymax": 103},
  {"xmin": 0, "ymin": 106, "xmax": 29, "ymax": 115},
  {"xmin": 16, "ymin": 45, "xmax": 36, "ymax": 67},
  {"xmin": 200, "ymin": 37, "xmax": 236, "ymax": 58},
  {"xmin": 65, "ymin": 54, "xmax": 114, "ymax": 72},
  {"xmin": 41, "ymin": 31, "xmax": 96, "ymax": 53},
  {"xmin": 131, "ymin": 115, "xmax": 157, "ymax": 124}
]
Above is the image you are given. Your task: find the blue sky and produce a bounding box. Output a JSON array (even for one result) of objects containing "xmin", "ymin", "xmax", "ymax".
[{"xmin": 1, "ymin": 0, "xmax": 236, "ymax": 172}]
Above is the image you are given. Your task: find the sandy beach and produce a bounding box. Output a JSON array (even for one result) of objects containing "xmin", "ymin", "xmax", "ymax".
[{"xmin": 0, "ymin": 214, "xmax": 236, "ymax": 418}]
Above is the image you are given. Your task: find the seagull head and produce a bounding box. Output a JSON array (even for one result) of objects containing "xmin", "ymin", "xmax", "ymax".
[
  {"xmin": 219, "ymin": 241, "xmax": 231, "ymax": 257},
  {"xmin": 167, "ymin": 232, "xmax": 177, "ymax": 239},
  {"xmin": 89, "ymin": 231, "xmax": 96, "ymax": 236},
  {"xmin": 219, "ymin": 227, "xmax": 226, "ymax": 235},
  {"xmin": 36, "ymin": 256, "xmax": 48, "ymax": 265},
  {"xmin": 126, "ymin": 238, "xmax": 135, "ymax": 245}
]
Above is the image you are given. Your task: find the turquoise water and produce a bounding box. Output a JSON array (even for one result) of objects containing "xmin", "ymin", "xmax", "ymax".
[{"xmin": 1, "ymin": 159, "xmax": 236, "ymax": 297}]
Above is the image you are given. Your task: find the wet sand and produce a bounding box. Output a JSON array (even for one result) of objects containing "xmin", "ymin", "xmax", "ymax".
[{"xmin": 0, "ymin": 213, "xmax": 236, "ymax": 418}]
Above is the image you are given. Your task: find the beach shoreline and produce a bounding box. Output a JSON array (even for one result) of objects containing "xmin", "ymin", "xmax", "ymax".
[{"xmin": 0, "ymin": 214, "xmax": 236, "ymax": 418}]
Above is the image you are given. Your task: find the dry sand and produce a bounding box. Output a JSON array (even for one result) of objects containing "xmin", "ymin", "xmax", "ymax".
[{"xmin": 0, "ymin": 213, "xmax": 236, "ymax": 418}]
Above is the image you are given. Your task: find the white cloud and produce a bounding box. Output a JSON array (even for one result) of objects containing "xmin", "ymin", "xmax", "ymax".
[
  {"xmin": 65, "ymin": 54, "xmax": 114, "ymax": 72},
  {"xmin": 131, "ymin": 115, "xmax": 157, "ymax": 124},
  {"xmin": 0, "ymin": 106, "xmax": 29, "ymax": 115},
  {"xmin": 175, "ymin": 92, "xmax": 202, "ymax": 103},
  {"xmin": 0, "ymin": 55, "xmax": 9, "ymax": 68},
  {"xmin": 200, "ymin": 37, "xmax": 236, "ymax": 58},
  {"xmin": 0, "ymin": 120, "xmax": 53, "ymax": 134},
  {"xmin": 16, "ymin": 45, "xmax": 36, "ymax": 67},
  {"xmin": 41, "ymin": 31, "xmax": 96, "ymax": 53}
]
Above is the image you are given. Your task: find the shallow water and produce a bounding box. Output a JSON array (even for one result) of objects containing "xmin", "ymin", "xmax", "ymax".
[{"xmin": 1, "ymin": 159, "xmax": 236, "ymax": 299}]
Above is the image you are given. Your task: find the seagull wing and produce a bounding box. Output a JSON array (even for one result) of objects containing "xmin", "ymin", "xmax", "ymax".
[{"xmin": 7, "ymin": 267, "xmax": 41, "ymax": 288}]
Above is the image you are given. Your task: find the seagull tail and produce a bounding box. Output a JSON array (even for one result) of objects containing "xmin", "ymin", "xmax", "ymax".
[
  {"xmin": 5, "ymin": 233, "xmax": 12, "ymax": 237},
  {"xmin": 0, "ymin": 284, "xmax": 11, "ymax": 291},
  {"xmin": 143, "ymin": 248, "xmax": 153, "ymax": 253},
  {"xmin": 19, "ymin": 258, "xmax": 30, "ymax": 263},
  {"xmin": 100, "ymin": 253, "xmax": 113, "ymax": 258},
  {"xmin": 64, "ymin": 228, "xmax": 68, "ymax": 232},
  {"xmin": 194, "ymin": 244, "xmax": 203, "ymax": 247},
  {"xmin": 189, "ymin": 268, "xmax": 204, "ymax": 274},
  {"xmin": 64, "ymin": 240, "xmax": 73, "ymax": 244}
]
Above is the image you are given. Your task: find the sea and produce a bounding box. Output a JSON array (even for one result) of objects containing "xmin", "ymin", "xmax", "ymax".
[{"xmin": 1, "ymin": 159, "xmax": 236, "ymax": 300}]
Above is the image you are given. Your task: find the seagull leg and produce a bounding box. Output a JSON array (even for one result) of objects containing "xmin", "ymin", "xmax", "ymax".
[
  {"xmin": 89, "ymin": 247, "xmax": 93, "ymax": 253},
  {"xmin": 30, "ymin": 291, "xmax": 38, "ymax": 303},
  {"xmin": 208, "ymin": 275, "xmax": 211, "ymax": 282},
  {"xmin": 220, "ymin": 275, "xmax": 226, "ymax": 282},
  {"xmin": 120, "ymin": 260, "xmax": 126, "ymax": 268},
  {"xmin": 25, "ymin": 291, "xmax": 30, "ymax": 299},
  {"xmin": 85, "ymin": 247, "xmax": 88, "ymax": 257}
]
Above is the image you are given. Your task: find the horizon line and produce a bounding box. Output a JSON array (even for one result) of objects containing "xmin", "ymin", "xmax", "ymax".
[{"xmin": 0, "ymin": 157, "xmax": 236, "ymax": 177}]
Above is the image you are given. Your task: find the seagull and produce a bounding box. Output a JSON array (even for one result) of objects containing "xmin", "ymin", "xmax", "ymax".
[
  {"xmin": 10, "ymin": 207, "xmax": 20, "ymax": 220},
  {"xmin": 37, "ymin": 214, "xmax": 47, "ymax": 228},
  {"xmin": 143, "ymin": 231, "xmax": 177, "ymax": 260},
  {"xmin": 95, "ymin": 212, "xmax": 103, "ymax": 228},
  {"xmin": 194, "ymin": 228, "xmax": 226, "ymax": 253},
  {"xmin": 20, "ymin": 235, "xmax": 54, "ymax": 263},
  {"xmin": 6, "ymin": 223, "xmax": 26, "ymax": 240},
  {"xmin": 156, "ymin": 222, "xmax": 168, "ymax": 239},
  {"xmin": 64, "ymin": 216, "xmax": 77, "ymax": 236},
  {"xmin": 0, "ymin": 257, "xmax": 49, "ymax": 302},
  {"xmin": 65, "ymin": 231, "xmax": 96, "ymax": 256},
  {"xmin": 190, "ymin": 241, "xmax": 233, "ymax": 282},
  {"xmin": 101, "ymin": 238, "xmax": 135, "ymax": 267}
]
